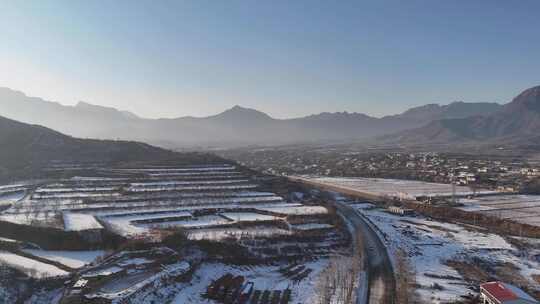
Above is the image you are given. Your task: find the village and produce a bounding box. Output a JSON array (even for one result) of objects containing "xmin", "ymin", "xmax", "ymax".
[{"xmin": 223, "ymin": 150, "xmax": 540, "ymax": 193}]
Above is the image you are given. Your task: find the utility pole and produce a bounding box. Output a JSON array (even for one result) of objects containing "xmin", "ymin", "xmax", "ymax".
[
  {"xmin": 452, "ymin": 182, "xmax": 456, "ymax": 205},
  {"xmin": 451, "ymin": 167, "xmax": 457, "ymax": 205}
]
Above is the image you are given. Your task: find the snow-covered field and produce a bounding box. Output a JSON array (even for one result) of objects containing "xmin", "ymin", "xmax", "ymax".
[
  {"xmin": 23, "ymin": 250, "xmax": 105, "ymax": 269},
  {"xmin": 35, "ymin": 187, "xmax": 119, "ymax": 193},
  {"xmin": 129, "ymin": 179, "xmax": 249, "ymax": 187},
  {"xmin": 187, "ymin": 227, "xmax": 293, "ymax": 240},
  {"xmin": 306, "ymin": 176, "xmax": 495, "ymax": 199},
  {"xmin": 86, "ymin": 261, "xmax": 190, "ymax": 301},
  {"xmin": 10, "ymin": 194, "xmax": 284, "ymax": 214},
  {"xmin": 33, "ymin": 192, "xmax": 121, "ymax": 199},
  {"xmin": 63, "ymin": 212, "xmax": 103, "ymax": 231},
  {"xmin": 0, "ymin": 251, "xmax": 69, "ymax": 278},
  {"xmin": 171, "ymin": 260, "xmax": 329, "ymax": 303},
  {"xmin": 255, "ymin": 205, "xmax": 328, "ymax": 215},
  {"xmin": 0, "ymin": 165, "xmax": 346, "ymax": 304},
  {"xmin": 115, "ymin": 166, "xmax": 236, "ymax": 173},
  {"xmin": 350, "ymin": 203, "xmax": 540, "ymax": 303},
  {"xmin": 458, "ymin": 195, "xmax": 540, "ymax": 227},
  {"xmin": 148, "ymin": 172, "xmax": 242, "ymax": 177},
  {"xmin": 127, "ymin": 184, "xmax": 258, "ymax": 192},
  {"xmin": 0, "ymin": 164, "xmax": 332, "ymax": 249},
  {"xmin": 0, "ymin": 191, "xmax": 25, "ymax": 205},
  {"xmin": 220, "ymin": 212, "xmax": 279, "ymax": 222},
  {"xmin": 292, "ymin": 223, "xmax": 334, "ymax": 231},
  {"xmin": 140, "ymin": 215, "xmax": 231, "ymax": 229}
]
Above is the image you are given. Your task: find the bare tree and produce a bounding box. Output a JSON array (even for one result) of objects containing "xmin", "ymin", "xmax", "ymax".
[
  {"xmin": 315, "ymin": 255, "xmax": 361, "ymax": 304},
  {"xmin": 395, "ymin": 249, "xmax": 419, "ymax": 304}
]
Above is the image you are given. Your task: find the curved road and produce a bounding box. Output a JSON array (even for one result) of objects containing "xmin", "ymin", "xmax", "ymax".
[{"xmin": 334, "ymin": 202, "xmax": 396, "ymax": 304}]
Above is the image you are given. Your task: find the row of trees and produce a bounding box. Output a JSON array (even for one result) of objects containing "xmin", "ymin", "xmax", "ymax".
[
  {"xmin": 315, "ymin": 255, "xmax": 362, "ymax": 304},
  {"xmin": 395, "ymin": 249, "xmax": 420, "ymax": 304},
  {"xmin": 314, "ymin": 218, "xmax": 364, "ymax": 303}
]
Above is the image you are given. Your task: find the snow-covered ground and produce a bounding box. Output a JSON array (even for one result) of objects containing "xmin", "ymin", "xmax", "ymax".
[
  {"xmin": 255, "ymin": 205, "xmax": 328, "ymax": 215},
  {"xmin": 306, "ymin": 176, "xmax": 495, "ymax": 199},
  {"xmin": 23, "ymin": 250, "xmax": 105, "ymax": 269},
  {"xmin": 292, "ymin": 223, "xmax": 334, "ymax": 230},
  {"xmin": 221, "ymin": 212, "xmax": 279, "ymax": 222},
  {"xmin": 141, "ymin": 215, "xmax": 231, "ymax": 229},
  {"xmin": 0, "ymin": 211, "xmax": 58, "ymax": 226},
  {"xmin": 148, "ymin": 172, "xmax": 243, "ymax": 177},
  {"xmin": 350, "ymin": 203, "xmax": 540, "ymax": 303},
  {"xmin": 171, "ymin": 260, "xmax": 328, "ymax": 303},
  {"xmin": 0, "ymin": 183, "xmax": 29, "ymax": 191},
  {"xmin": 10, "ymin": 195, "xmax": 284, "ymax": 214},
  {"xmin": 129, "ymin": 179, "xmax": 249, "ymax": 187},
  {"xmin": 187, "ymin": 227, "xmax": 292, "ymax": 240},
  {"xmin": 63, "ymin": 212, "xmax": 103, "ymax": 231},
  {"xmin": 0, "ymin": 237, "xmax": 18, "ymax": 243},
  {"xmin": 35, "ymin": 187, "xmax": 118, "ymax": 193},
  {"xmin": 0, "ymin": 251, "xmax": 69, "ymax": 278},
  {"xmin": 105, "ymin": 214, "xmax": 232, "ymax": 237},
  {"xmin": 0, "ymin": 191, "xmax": 26, "ymax": 205},
  {"xmin": 33, "ymin": 192, "xmax": 121, "ymax": 199},
  {"xmin": 116, "ymin": 166, "xmax": 236, "ymax": 172},
  {"xmin": 0, "ymin": 167, "xmax": 330, "ymax": 249},
  {"xmin": 86, "ymin": 262, "xmax": 190, "ymax": 301},
  {"xmin": 127, "ymin": 184, "xmax": 258, "ymax": 192},
  {"xmin": 457, "ymin": 195, "xmax": 540, "ymax": 227}
]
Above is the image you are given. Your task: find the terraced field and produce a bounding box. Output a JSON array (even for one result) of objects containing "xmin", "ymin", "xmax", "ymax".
[
  {"xmin": 0, "ymin": 163, "xmax": 352, "ymax": 303},
  {"xmin": 0, "ymin": 164, "xmax": 339, "ymax": 248}
]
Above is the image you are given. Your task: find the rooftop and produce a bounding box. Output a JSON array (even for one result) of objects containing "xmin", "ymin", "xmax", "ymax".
[{"xmin": 481, "ymin": 282, "xmax": 538, "ymax": 304}]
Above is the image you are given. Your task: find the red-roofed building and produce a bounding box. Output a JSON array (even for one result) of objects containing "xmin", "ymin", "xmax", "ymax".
[{"xmin": 480, "ymin": 282, "xmax": 538, "ymax": 304}]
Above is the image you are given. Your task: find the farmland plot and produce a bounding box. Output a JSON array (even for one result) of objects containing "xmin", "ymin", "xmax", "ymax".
[
  {"xmin": 187, "ymin": 227, "xmax": 293, "ymax": 241},
  {"xmin": 304, "ymin": 176, "xmax": 495, "ymax": 199},
  {"xmin": 22, "ymin": 250, "xmax": 105, "ymax": 268},
  {"xmin": 0, "ymin": 251, "xmax": 69, "ymax": 278},
  {"xmin": 458, "ymin": 195, "xmax": 540, "ymax": 227},
  {"xmin": 1, "ymin": 165, "xmax": 330, "ymax": 237},
  {"xmin": 64, "ymin": 212, "xmax": 103, "ymax": 231}
]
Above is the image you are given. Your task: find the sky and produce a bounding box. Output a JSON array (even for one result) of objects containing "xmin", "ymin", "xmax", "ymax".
[{"xmin": 0, "ymin": 0, "xmax": 539, "ymax": 119}]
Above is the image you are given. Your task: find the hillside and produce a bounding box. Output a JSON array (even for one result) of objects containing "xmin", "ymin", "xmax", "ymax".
[
  {"xmin": 381, "ymin": 85, "xmax": 540, "ymax": 146},
  {"xmin": 0, "ymin": 87, "xmax": 501, "ymax": 148},
  {"xmin": 0, "ymin": 116, "xmax": 218, "ymax": 181}
]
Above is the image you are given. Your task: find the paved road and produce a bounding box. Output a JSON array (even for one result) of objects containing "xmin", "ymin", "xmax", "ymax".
[
  {"xmin": 334, "ymin": 202, "xmax": 396, "ymax": 304},
  {"xmin": 287, "ymin": 176, "xmax": 396, "ymax": 303}
]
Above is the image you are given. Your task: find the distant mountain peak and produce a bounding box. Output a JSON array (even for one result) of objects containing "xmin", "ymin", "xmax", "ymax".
[
  {"xmin": 213, "ymin": 105, "xmax": 273, "ymax": 121},
  {"xmin": 75, "ymin": 101, "xmax": 93, "ymax": 108},
  {"xmin": 381, "ymin": 84, "xmax": 540, "ymax": 146},
  {"xmin": 303, "ymin": 111, "xmax": 374, "ymax": 121},
  {"xmin": 226, "ymin": 105, "xmax": 263, "ymax": 113},
  {"xmin": 75, "ymin": 101, "xmax": 139, "ymax": 119},
  {"xmin": 507, "ymin": 85, "xmax": 540, "ymax": 112},
  {"xmin": 397, "ymin": 100, "xmax": 502, "ymax": 122},
  {"xmin": 76, "ymin": 100, "xmax": 116, "ymax": 111},
  {"xmin": 231, "ymin": 105, "xmax": 246, "ymax": 110}
]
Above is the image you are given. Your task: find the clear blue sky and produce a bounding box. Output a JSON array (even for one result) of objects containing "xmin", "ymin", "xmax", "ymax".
[{"xmin": 1, "ymin": 0, "xmax": 539, "ymax": 118}]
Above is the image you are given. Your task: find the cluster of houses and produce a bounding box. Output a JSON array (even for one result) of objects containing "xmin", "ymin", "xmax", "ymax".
[{"xmin": 237, "ymin": 150, "xmax": 540, "ymax": 192}]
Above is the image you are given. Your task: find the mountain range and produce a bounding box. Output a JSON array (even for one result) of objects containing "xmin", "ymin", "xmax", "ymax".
[
  {"xmin": 383, "ymin": 85, "xmax": 540, "ymax": 147},
  {"xmin": 0, "ymin": 87, "xmax": 502, "ymax": 148}
]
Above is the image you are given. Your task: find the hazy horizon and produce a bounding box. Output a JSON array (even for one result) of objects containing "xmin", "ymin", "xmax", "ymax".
[
  {"xmin": 1, "ymin": 1, "xmax": 539, "ymax": 119},
  {"xmin": 0, "ymin": 86, "xmax": 510, "ymax": 121}
]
